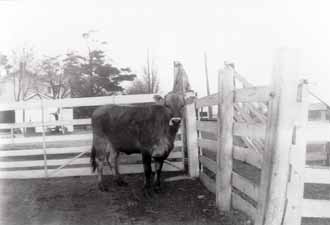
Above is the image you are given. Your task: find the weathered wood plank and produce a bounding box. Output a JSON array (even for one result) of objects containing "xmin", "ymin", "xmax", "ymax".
[
  {"xmin": 195, "ymin": 93, "xmax": 218, "ymax": 108},
  {"xmin": 200, "ymin": 171, "xmax": 215, "ymax": 194},
  {"xmin": 199, "ymin": 155, "xmax": 216, "ymax": 174},
  {"xmin": 309, "ymin": 102, "xmax": 328, "ymax": 111},
  {"xmin": 304, "ymin": 166, "xmax": 330, "ymax": 184},
  {"xmin": 184, "ymin": 97, "xmax": 199, "ymax": 178},
  {"xmin": 196, "ymin": 120, "xmax": 217, "ymax": 134},
  {"xmin": 232, "ymin": 192, "xmax": 257, "ymax": 221},
  {"xmin": 0, "ymin": 146, "xmax": 89, "ymax": 157},
  {"xmin": 197, "ymin": 138, "xmax": 217, "ymax": 153},
  {"xmin": 234, "ymin": 86, "xmax": 272, "ymax": 103},
  {"xmin": 0, "ymin": 94, "xmax": 157, "ymax": 111},
  {"xmin": 0, "ymin": 146, "xmax": 183, "ymax": 158},
  {"xmin": 216, "ymin": 66, "xmax": 234, "ymax": 211},
  {"xmin": 306, "ymin": 151, "xmax": 326, "ymax": 162},
  {"xmin": 0, "ymin": 151, "xmax": 183, "ymax": 168},
  {"xmin": 233, "ymin": 122, "xmax": 266, "ymax": 138},
  {"xmin": 302, "ymin": 199, "xmax": 330, "ymax": 218},
  {"xmin": 0, "ymin": 134, "xmax": 183, "ymax": 147},
  {"xmin": 0, "ymin": 134, "xmax": 92, "ymax": 145},
  {"xmin": 0, "ymin": 158, "xmax": 89, "ymax": 168},
  {"xmin": 233, "ymin": 71, "xmax": 253, "ymax": 88},
  {"xmin": 233, "ymin": 146, "xmax": 262, "ymax": 169},
  {"xmin": 256, "ymin": 48, "xmax": 301, "ymax": 225},
  {"xmin": 232, "ymin": 172, "xmax": 259, "ymax": 202},
  {"xmin": 244, "ymin": 103, "xmax": 267, "ymax": 123},
  {"xmin": 0, "ymin": 162, "xmax": 184, "ymax": 179},
  {"xmin": 0, "ymin": 119, "xmax": 91, "ymax": 129},
  {"xmin": 304, "ymin": 122, "xmax": 330, "ymax": 142}
]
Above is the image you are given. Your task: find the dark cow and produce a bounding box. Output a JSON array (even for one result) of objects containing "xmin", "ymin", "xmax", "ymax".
[{"xmin": 90, "ymin": 92, "xmax": 193, "ymax": 197}]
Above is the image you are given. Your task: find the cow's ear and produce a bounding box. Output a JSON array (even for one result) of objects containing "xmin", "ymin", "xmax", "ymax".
[
  {"xmin": 153, "ymin": 95, "xmax": 165, "ymax": 105},
  {"xmin": 185, "ymin": 96, "xmax": 196, "ymax": 105}
]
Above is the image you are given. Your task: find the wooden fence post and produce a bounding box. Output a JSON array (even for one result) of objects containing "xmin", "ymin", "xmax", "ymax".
[
  {"xmin": 326, "ymin": 142, "xmax": 330, "ymax": 166},
  {"xmin": 255, "ymin": 48, "xmax": 302, "ymax": 225},
  {"xmin": 40, "ymin": 97, "xmax": 48, "ymax": 178},
  {"xmin": 185, "ymin": 91, "xmax": 199, "ymax": 178},
  {"xmin": 282, "ymin": 80, "xmax": 309, "ymax": 225},
  {"xmin": 216, "ymin": 66, "xmax": 234, "ymax": 211}
]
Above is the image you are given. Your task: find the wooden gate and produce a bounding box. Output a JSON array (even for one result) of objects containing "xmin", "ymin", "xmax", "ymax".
[
  {"xmin": 192, "ymin": 65, "xmax": 272, "ymax": 222},
  {"xmin": 185, "ymin": 48, "xmax": 330, "ymax": 225},
  {"xmin": 0, "ymin": 94, "xmax": 185, "ymax": 179}
]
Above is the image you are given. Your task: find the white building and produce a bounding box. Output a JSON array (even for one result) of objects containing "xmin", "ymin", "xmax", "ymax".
[{"xmin": 0, "ymin": 79, "xmax": 73, "ymax": 133}]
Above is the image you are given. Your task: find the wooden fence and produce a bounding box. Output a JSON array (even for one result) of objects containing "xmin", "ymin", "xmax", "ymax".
[
  {"xmin": 193, "ymin": 65, "xmax": 271, "ymax": 221},
  {"xmin": 0, "ymin": 94, "xmax": 185, "ymax": 179},
  {"xmin": 187, "ymin": 48, "xmax": 330, "ymax": 225}
]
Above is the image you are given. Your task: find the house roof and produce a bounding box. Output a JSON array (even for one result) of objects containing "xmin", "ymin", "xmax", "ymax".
[{"xmin": 24, "ymin": 93, "xmax": 52, "ymax": 101}]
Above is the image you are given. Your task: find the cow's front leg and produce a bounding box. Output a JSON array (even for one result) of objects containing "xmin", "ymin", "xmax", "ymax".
[
  {"xmin": 153, "ymin": 158, "xmax": 164, "ymax": 193},
  {"xmin": 142, "ymin": 153, "xmax": 153, "ymax": 198},
  {"xmin": 112, "ymin": 151, "xmax": 127, "ymax": 186}
]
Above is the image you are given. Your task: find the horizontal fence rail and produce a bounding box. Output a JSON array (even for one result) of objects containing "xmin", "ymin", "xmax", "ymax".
[
  {"xmin": 234, "ymin": 86, "xmax": 272, "ymax": 103},
  {"xmin": 195, "ymin": 93, "xmax": 218, "ymax": 109},
  {"xmin": 0, "ymin": 94, "xmax": 157, "ymax": 111},
  {"xmin": 233, "ymin": 122, "xmax": 266, "ymax": 139},
  {"xmin": 233, "ymin": 146, "xmax": 262, "ymax": 169},
  {"xmin": 232, "ymin": 172, "xmax": 259, "ymax": 202},
  {"xmin": 199, "ymin": 171, "xmax": 215, "ymax": 194},
  {"xmin": 0, "ymin": 119, "xmax": 91, "ymax": 129},
  {"xmin": 196, "ymin": 120, "xmax": 217, "ymax": 134},
  {"xmin": 302, "ymin": 199, "xmax": 330, "ymax": 218},
  {"xmin": 232, "ymin": 192, "xmax": 257, "ymax": 221}
]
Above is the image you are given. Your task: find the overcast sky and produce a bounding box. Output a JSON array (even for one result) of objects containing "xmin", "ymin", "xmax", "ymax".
[{"xmin": 0, "ymin": 0, "xmax": 330, "ymax": 102}]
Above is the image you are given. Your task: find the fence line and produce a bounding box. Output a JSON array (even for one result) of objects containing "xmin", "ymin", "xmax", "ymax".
[
  {"xmin": 0, "ymin": 94, "xmax": 185, "ymax": 179},
  {"xmin": 0, "ymin": 94, "xmax": 156, "ymax": 111}
]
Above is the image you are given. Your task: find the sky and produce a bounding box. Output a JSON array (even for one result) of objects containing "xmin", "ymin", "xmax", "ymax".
[{"xmin": 0, "ymin": 0, "xmax": 330, "ymax": 102}]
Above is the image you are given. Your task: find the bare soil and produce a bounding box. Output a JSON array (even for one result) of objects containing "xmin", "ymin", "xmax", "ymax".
[{"xmin": 0, "ymin": 172, "xmax": 251, "ymax": 225}]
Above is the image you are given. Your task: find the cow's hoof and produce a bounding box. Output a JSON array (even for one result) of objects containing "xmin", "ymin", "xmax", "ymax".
[
  {"xmin": 127, "ymin": 200, "xmax": 138, "ymax": 207},
  {"xmin": 143, "ymin": 187, "xmax": 154, "ymax": 199},
  {"xmin": 98, "ymin": 184, "xmax": 109, "ymax": 192},
  {"xmin": 153, "ymin": 185, "xmax": 162, "ymax": 193},
  {"xmin": 115, "ymin": 178, "xmax": 128, "ymax": 186}
]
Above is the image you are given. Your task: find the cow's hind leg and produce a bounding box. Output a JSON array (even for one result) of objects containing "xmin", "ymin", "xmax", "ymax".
[
  {"xmin": 105, "ymin": 151, "xmax": 112, "ymax": 170},
  {"xmin": 110, "ymin": 150, "xmax": 128, "ymax": 186},
  {"xmin": 96, "ymin": 157, "xmax": 108, "ymax": 192},
  {"xmin": 93, "ymin": 135, "xmax": 109, "ymax": 192}
]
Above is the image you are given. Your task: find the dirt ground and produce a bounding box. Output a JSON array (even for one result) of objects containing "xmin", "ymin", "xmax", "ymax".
[{"xmin": 0, "ymin": 172, "xmax": 251, "ymax": 225}]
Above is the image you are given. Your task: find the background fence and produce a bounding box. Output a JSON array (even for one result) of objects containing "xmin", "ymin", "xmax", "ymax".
[{"xmin": 0, "ymin": 94, "xmax": 185, "ymax": 179}]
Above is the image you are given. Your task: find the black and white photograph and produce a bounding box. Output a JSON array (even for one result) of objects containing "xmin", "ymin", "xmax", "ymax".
[{"xmin": 0, "ymin": 0, "xmax": 330, "ymax": 225}]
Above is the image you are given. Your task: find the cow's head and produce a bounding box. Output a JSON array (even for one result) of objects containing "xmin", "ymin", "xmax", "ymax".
[{"xmin": 154, "ymin": 92, "xmax": 195, "ymax": 127}]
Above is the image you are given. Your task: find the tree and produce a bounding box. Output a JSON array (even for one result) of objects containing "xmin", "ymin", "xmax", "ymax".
[
  {"xmin": 1, "ymin": 47, "xmax": 38, "ymax": 101},
  {"xmin": 63, "ymin": 31, "xmax": 136, "ymax": 98},
  {"xmin": 0, "ymin": 48, "xmax": 39, "ymax": 134},
  {"xmin": 35, "ymin": 55, "xmax": 72, "ymax": 132},
  {"xmin": 126, "ymin": 55, "xmax": 159, "ymax": 95},
  {"xmin": 0, "ymin": 53, "xmax": 11, "ymax": 96},
  {"xmin": 63, "ymin": 31, "xmax": 136, "ymax": 118},
  {"xmin": 38, "ymin": 55, "xmax": 70, "ymax": 99}
]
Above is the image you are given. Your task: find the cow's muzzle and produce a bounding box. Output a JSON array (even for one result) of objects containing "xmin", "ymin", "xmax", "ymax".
[{"xmin": 169, "ymin": 117, "xmax": 181, "ymax": 126}]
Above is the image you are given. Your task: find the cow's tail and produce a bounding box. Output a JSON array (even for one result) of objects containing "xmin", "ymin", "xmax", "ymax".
[{"xmin": 90, "ymin": 145, "xmax": 97, "ymax": 173}]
